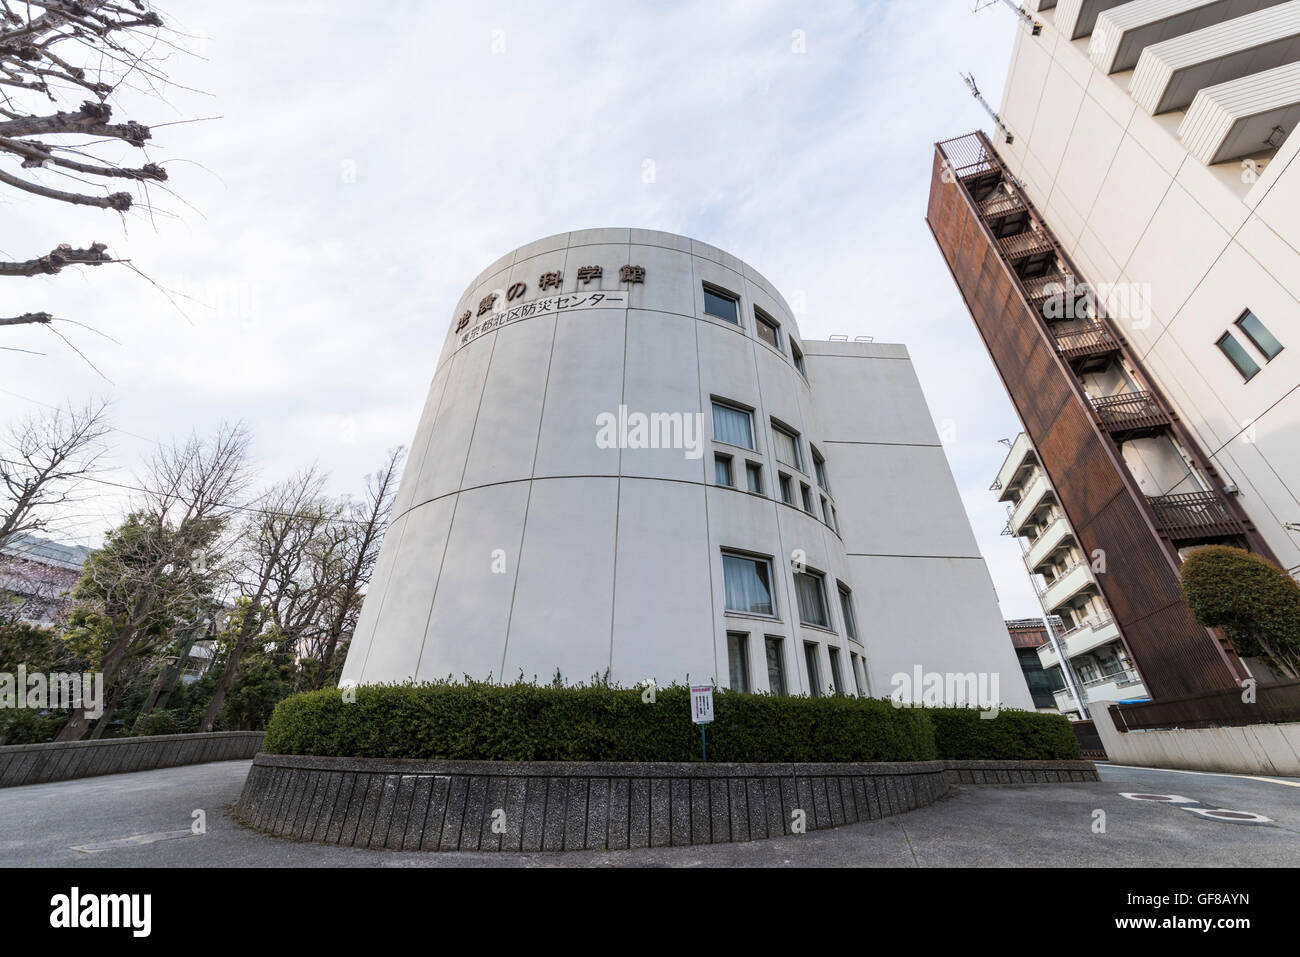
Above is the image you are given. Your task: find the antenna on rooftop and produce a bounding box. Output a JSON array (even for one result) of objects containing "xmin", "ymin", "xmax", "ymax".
[
  {"xmin": 973, "ymin": 0, "xmax": 1043, "ymax": 35},
  {"xmin": 961, "ymin": 72, "xmax": 1016, "ymax": 145}
]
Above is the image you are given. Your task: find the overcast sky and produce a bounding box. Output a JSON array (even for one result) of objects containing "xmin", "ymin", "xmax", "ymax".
[{"xmin": 0, "ymin": 0, "xmax": 1047, "ymax": 618}]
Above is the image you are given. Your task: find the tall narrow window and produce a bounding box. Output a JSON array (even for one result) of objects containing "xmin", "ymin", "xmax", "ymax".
[
  {"xmin": 772, "ymin": 424, "xmax": 802, "ymax": 471},
  {"xmin": 1236, "ymin": 310, "xmax": 1283, "ymax": 361},
  {"xmin": 727, "ymin": 633, "xmax": 750, "ymax": 692},
  {"xmin": 791, "ymin": 340, "xmax": 806, "ymax": 375},
  {"xmin": 779, "ymin": 474, "xmax": 794, "ymax": 506},
  {"xmin": 850, "ymin": 653, "xmax": 866, "ymax": 696},
  {"xmin": 821, "ymin": 496, "xmax": 832, "ymax": 525},
  {"xmin": 712, "ymin": 401, "xmax": 755, "ymax": 449},
  {"xmin": 838, "ymin": 584, "xmax": 859, "ymax": 642},
  {"xmin": 801, "ymin": 483, "xmax": 814, "ymax": 514},
  {"xmin": 804, "ymin": 643, "xmax": 823, "ymax": 697},
  {"xmin": 755, "ymin": 309, "xmax": 781, "ymax": 351},
  {"xmin": 828, "ymin": 647, "xmax": 845, "ymax": 696},
  {"xmin": 765, "ymin": 637, "xmax": 787, "ymax": 695},
  {"xmin": 746, "ymin": 462, "xmax": 764, "ymax": 494},
  {"xmin": 794, "ymin": 571, "xmax": 830, "ymax": 628},
  {"xmin": 714, "ymin": 455, "xmax": 734, "ymax": 487},
  {"xmin": 703, "ymin": 285, "xmax": 740, "ymax": 325},
  {"xmin": 722, "ymin": 552, "xmax": 774, "ymax": 616},
  {"xmin": 812, "ymin": 447, "xmax": 829, "ymax": 491},
  {"xmin": 1216, "ymin": 332, "xmax": 1261, "ymax": 381}
]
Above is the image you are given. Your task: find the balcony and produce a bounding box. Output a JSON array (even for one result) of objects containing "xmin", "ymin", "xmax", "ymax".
[
  {"xmin": 993, "ymin": 433, "xmax": 1035, "ymax": 501},
  {"xmin": 1040, "ymin": 560, "xmax": 1096, "ymax": 615},
  {"xmin": 978, "ymin": 190, "xmax": 1027, "ymax": 223},
  {"xmin": 1007, "ymin": 471, "xmax": 1052, "ymax": 537},
  {"xmin": 1053, "ymin": 686, "xmax": 1082, "ymax": 714},
  {"xmin": 997, "ymin": 229, "xmax": 1055, "ymax": 265},
  {"xmin": 1091, "ymin": 391, "xmax": 1171, "ymax": 440},
  {"xmin": 1024, "ymin": 515, "xmax": 1072, "ymax": 574},
  {"xmin": 1060, "ymin": 613, "xmax": 1121, "ymax": 659},
  {"xmin": 1022, "ymin": 272, "xmax": 1075, "ymax": 313},
  {"xmin": 1147, "ymin": 491, "xmax": 1244, "ymax": 541},
  {"xmin": 1051, "ymin": 319, "xmax": 1121, "ymax": 361},
  {"xmin": 1080, "ymin": 668, "xmax": 1145, "ymax": 700}
]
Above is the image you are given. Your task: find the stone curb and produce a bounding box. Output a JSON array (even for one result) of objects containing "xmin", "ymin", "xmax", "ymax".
[
  {"xmin": 0, "ymin": 732, "xmax": 266, "ymax": 788},
  {"xmin": 234, "ymin": 755, "xmax": 1099, "ymax": 852}
]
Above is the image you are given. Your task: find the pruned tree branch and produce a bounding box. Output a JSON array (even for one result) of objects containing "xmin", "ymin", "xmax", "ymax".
[{"xmin": 0, "ymin": 242, "xmax": 110, "ymax": 277}]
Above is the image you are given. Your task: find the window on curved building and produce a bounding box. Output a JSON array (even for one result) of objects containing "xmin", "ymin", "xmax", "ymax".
[
  {"xmin": 746, "ymin": 461, "xmax": 764, "ymax": 494},
  {"xmin": 765, "ymin": 637, "xmax": 787, "ymax": 695},
  {"xmin": 772, "ymin": 423, "xmax": 803, "ymax": 471},
  {"xmin": 727, "ymin": 633, "xmax": 751, "ymax": 692},
  {"xmin": 712, "ymin": 400, "xmax": 755, "ymax": 449},
  {"xmin": 714, "ymin": 454, "xmax": 734, "ymax": 488},
  {"xmin": 703, "ymin": 285, "xmax": 740, "ymax": 325},
  {"xmin": 804, "ymin": 643, "xmax": 823, "ymax": 697},
  {"xmin": 755, "ymin": 308, "xmax": 781, "ymax": 351},
  {"xmin": 828, "ymin": 646, "xmax": 845, "ymax": 696},
  {"xmin": 812, "ymin": 447, "xmax": 829, "ymax": 492},
  {"xmin": 791, "ymin": 340, "xmax": 807, "ymax": 376},
  {"xmin": 723, "ymin": 552, "xmax": 775, "ymax": 617},
  {"xmin": 778, "ymin": 473, "xmax": 794, "ymax": 506},
  {"xmin": 838, "ymin": 584, "xmax": 859, "ymax": 642},
  {"xmin": 794, "ymin": 570, "xmax": 830, "ymax": 629}
]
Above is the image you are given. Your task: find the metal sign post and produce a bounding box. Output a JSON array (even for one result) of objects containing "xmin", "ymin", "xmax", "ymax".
[{"xmin": 691, "ymin": 685, "xmax": 714, "ymax": 762}]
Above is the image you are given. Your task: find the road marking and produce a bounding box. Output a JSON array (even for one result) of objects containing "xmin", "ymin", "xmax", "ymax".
[
  {"xmin": 1104, "ymin": 764, "xmax": 1300, "ymax": 788},
  {"xmin": 71, "ymin": 829, "xmax": 195, "ymax": 853},
  {"xmin": 1118, "ymin": 793, "xmax": 1196, "ymax": 803}
]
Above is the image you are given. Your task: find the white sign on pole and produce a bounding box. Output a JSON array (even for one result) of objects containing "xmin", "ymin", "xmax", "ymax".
[{"xmin": 691, "ymin": 685, "xmax": 715, "ymax": 725}]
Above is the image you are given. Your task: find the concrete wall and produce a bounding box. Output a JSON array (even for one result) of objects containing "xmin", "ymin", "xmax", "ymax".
[
  {"xmin": 343, "ymin": 229, "xmax": 1034, "ymax": 709},
  {"xmin": 1092, "ymin": 698, "xmax": 1300, "ymax": 773},
  {"xmin": 234, "ymin": 754, "xmax": 1099, "ymax": 852},
  {"xmin": 996, "ymin": 13, "xmax": 1300, "ymax": 577},
  {"xmin": 0, "ymin": 732, "xmax": 265, "ymax": 789}
]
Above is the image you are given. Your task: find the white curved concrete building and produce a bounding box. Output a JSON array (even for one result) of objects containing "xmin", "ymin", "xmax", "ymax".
[{"xmin": 341, "ymin": 229, "xmax": 1033, "ymax": 708}]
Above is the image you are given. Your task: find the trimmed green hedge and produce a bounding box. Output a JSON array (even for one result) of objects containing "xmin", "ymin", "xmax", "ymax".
[{"xmin": 262, "ymin": 682, "xmax": 1080, "ymax": 763}]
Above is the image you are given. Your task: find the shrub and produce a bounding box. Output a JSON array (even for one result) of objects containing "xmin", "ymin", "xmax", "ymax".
[
  {"xmin": 262, "ymin": 680, "xmax": 1079, "ymax": 763},
  {"xmin": 927, "ymin": 707, "xmax": 1080, "ymax": 761},
  {"xmin": 1181, "ymin": 545, "xmax": 1300, "ymax": 675}
]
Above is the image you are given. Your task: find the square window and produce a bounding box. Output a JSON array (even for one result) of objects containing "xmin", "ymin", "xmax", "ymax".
[
  {"xmin": 703, "ymin": 285, "xmax": 740, "ymax": 325},
  {"xmin": 723, "ymin": 552, "xmax": 774, "ymax": 616},
  {"xmin": 1216, "ymin": 332, "xmax": 1261, "ymax": 381},
  {"xmin": 772, "ymin": 424, "xmax": 803, "ymax": 471},
  {"xmin": 715, "ymin": 455, "xmax": 734, "ymax": 487},
  {"xmin": 746, "ymin": 462, "xmax": 764, "ymax": 494},
  {"xmin": 755, "ymin": 309, "xmax": 781, "ymax": 351},
  {"xmin": 712, "ymin": 401, "xmax": 755, "ymax": 449},
  {"xmin": 779, "ymin": 473, "xmax": 794, "ymax": 506},
  {"xmin": 795, "ymin": 571, "xmax": 830, "ymax": 629},
  {"xmin": 1236, "ymin": 310, "xmax": 1283, "ymax": 361},
  {"xmin": 765, "ymin": 637, "xmax": 787, "ymax": 695},
  {"xmin": 727, "ymin": 633, "xmax": 750, "ymax": 692}
]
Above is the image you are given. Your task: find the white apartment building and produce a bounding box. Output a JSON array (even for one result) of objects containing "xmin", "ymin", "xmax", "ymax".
[
  {"xmin": 342, "ymin": 229, "xmax": 1033, "ymax": 708},
  {"xmin": 996, "ymin": 0, "xmax": 1300, "ymax": 577},
  {"xmin": 995, "ymin": 434, "xmax": 1150, "ymax": 717}
]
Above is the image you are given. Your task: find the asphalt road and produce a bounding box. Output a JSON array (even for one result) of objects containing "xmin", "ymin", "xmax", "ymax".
[{"xmin": 2, "ymin": 760, "xmax": 1297, "ymax": 867}]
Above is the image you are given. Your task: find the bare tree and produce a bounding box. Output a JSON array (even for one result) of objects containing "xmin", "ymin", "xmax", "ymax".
[
  {"xmin": 310, "ymin": 446, "xmax": 404, "ymax": 688},
  {"xmin": 197, "ymin": 466, "xmax": 330, "ymax": 733},
  {"xmin": 0, "ymin": 399, "xmax": 110, "ymax": 550},
  {"xmin": 0, "ymin": 1, "xmax": 186, "ymax": 336},
  {"xmin": 55, "ymin": 421, "xmax": 251, "ymax": 740}
]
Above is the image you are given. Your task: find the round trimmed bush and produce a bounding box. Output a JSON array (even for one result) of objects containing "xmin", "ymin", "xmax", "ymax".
[{"xmin": 1181, "ymin": 545, "xmax": 1300, "ymax": 673}]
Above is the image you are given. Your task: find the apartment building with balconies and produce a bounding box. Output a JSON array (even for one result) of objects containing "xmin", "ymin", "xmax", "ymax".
[
  {"xmin": 928, "ymin": 0, "xmax": 1300, "ymax": 700},
  {"xmin": 997, "ymin": 437, "xmax": 1150, "ymax": 717}
]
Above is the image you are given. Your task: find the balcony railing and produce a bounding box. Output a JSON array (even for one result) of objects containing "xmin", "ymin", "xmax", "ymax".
[
  {"xmin": 1058, "ymin": 611, "xmax": 1114, "ymax": 642},
  {"xmin": 1082, "ymin": 667, "xmax": 1143, "ymax": 689},
  {"xmin": 978, "ymin": 191, "xmax": 1027, "ymax": 221},
  {"xmin": 1146, "ymin": 491, "xmax": 1243, "ymax": 540},
  {"xmin": 1091, "ymin": 391, "xmax": 1170, "ymax": 435},
  {"xmin": 1051, "ymin": 320, "xmax": 1120, "ymax": 360},
  {"xmin": 997, "ymin": 230, "xmax": 1054, "ymax": 261}
]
